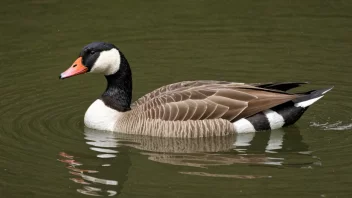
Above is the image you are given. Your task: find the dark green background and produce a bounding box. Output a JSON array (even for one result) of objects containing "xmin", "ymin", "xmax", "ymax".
[{"xmin": 0, "ymin": 0, "xmax": 351, "ymax": 197}]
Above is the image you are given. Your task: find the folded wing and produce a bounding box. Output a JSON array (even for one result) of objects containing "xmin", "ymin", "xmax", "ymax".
[{"xmin": 132, "ymin": 81, "xmax": 298, "ymax": 122}]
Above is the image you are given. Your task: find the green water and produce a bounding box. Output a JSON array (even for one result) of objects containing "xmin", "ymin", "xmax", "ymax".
[{"xmin": 1, "ymin": 0, "xmax": 352, "ymax": 197}]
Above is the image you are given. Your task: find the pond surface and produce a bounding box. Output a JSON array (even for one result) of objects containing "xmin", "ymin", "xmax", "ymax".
[{"xmin": 1, "ymin": 0, "xmax": 352, "ymax": 197}]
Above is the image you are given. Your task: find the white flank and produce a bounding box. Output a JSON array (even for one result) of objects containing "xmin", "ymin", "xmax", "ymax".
[
  {"xmin": 84, "ymin": 99, "xmax": 122, "ymax": 131},
  {"xmin": 264, "ymin": 109, "xmax": 285, "ymax": 130},
  {"xmin": 90, "ymin": 48, "xmax": 121, "ymax": 75},
  {"xmin": 294, "ymin": 96, "xmax": 323, "ymax": 108},
  {"xmin": 233, "ymin": 118, "xmax": 256, "ymax": 133}
]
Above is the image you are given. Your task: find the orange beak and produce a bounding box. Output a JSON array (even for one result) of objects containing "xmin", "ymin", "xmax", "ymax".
[{"xmin": 59, "ymin": 57, "xmax": 88, "ymax": 79}]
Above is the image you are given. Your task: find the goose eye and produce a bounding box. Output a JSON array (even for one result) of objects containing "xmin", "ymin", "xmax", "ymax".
[{"xmin": 90, "ymin": 50, "xmax": 96, "ymax": 54}]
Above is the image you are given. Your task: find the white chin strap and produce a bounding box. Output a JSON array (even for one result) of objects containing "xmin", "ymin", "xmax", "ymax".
[{"xmin": 90, "ymin": 48, "xmax": 121, "ymax": 75}]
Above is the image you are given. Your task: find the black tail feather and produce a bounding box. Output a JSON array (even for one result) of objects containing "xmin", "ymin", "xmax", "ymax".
[
  {"xmin": 238, "ymin": 85, "xmax": 333, "ymax": 132},
  {"xmin": 293, "ymin": 86, "xmax": 334, "ymax": 104},
  {"xmin": 254, "ymin": 82, "xmax": 309, "ymax": 91}
]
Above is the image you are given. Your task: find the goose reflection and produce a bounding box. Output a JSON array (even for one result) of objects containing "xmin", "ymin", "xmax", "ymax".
[
  {"xmin": 58, "ymin": 127, "xmax": 319, "ymax": 196},
  {"xmin": 103, "ymin": 127, "xmax": 315, "ymax": 168},
  {"xmin": 58, "ymin": 130, "xmax": 130, "ymax": 197}
]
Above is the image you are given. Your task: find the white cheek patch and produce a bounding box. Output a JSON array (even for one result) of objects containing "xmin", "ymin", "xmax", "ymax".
[{"xmin": 90, "ymin": 48, "xmax": 121, "ymax": 75}]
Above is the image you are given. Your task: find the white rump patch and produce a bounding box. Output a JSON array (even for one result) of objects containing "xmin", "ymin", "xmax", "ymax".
[
  {"xmin": 233, "ymin": 118, "xmax": 256, "ymax": 133},
  {"xmin": 264, "ymin": 109, "xmax": 285, "ymax": 130},
  {"xmin": 84, "ymin": 99, "xmax": 123, "ymax": 131},
  {"xmin": 91, "ymin": 48, "xmax": 121, "ymax": 75},
  {"xmin": 294, "ymin": 96, "xmax": 323, "ymax": 108}
]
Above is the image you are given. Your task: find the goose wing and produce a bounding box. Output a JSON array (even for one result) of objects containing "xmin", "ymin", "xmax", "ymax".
[
  {"xmin": 133, "ymin": 82, "xmax": 298, "ymax": 122},
  {"xmin": 132, "ymin": 80, "xmax": 233, "ymax": 107},
  {"xmin": 132, "ymin": 81, "xmax": 306, "ymax": 107}
]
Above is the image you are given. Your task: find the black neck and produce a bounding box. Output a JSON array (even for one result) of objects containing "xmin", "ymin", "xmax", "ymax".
[{"xmin": 101, "ymin": 53, "xmax": 132, "ymax": 112}]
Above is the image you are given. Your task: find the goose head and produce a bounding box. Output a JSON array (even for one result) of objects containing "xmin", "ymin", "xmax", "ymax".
[
  {"xmin": 60, "ymin": 42, "xmax": 124, "ymax": 79},
  {"xmin": 60, "ymin": 42, "xmax": 133, "ymax": 112}
]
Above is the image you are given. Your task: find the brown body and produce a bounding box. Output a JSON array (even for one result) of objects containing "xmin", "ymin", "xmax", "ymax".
[{"xmin": 111, "ymin": 81, "xmax": 298, "ymax": 137}]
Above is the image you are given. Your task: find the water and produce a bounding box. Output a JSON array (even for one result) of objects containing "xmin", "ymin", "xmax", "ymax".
[{"xmin": 1, "ymin": 0, "xmax": 352, "ymax": 197}]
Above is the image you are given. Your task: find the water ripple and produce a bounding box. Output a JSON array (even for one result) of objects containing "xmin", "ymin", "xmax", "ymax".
[
  {"xmin": 58, "ymin": 131, "xmax": 121, "ymax": 197},
  {"xmin": 310, "ymin": 121, "xmax": 352, "ymax": 131}
]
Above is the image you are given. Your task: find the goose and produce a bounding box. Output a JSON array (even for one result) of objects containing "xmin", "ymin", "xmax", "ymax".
[{"xmin": 59, "ymin": 42, "xmax": 332, "ymax": 138}]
